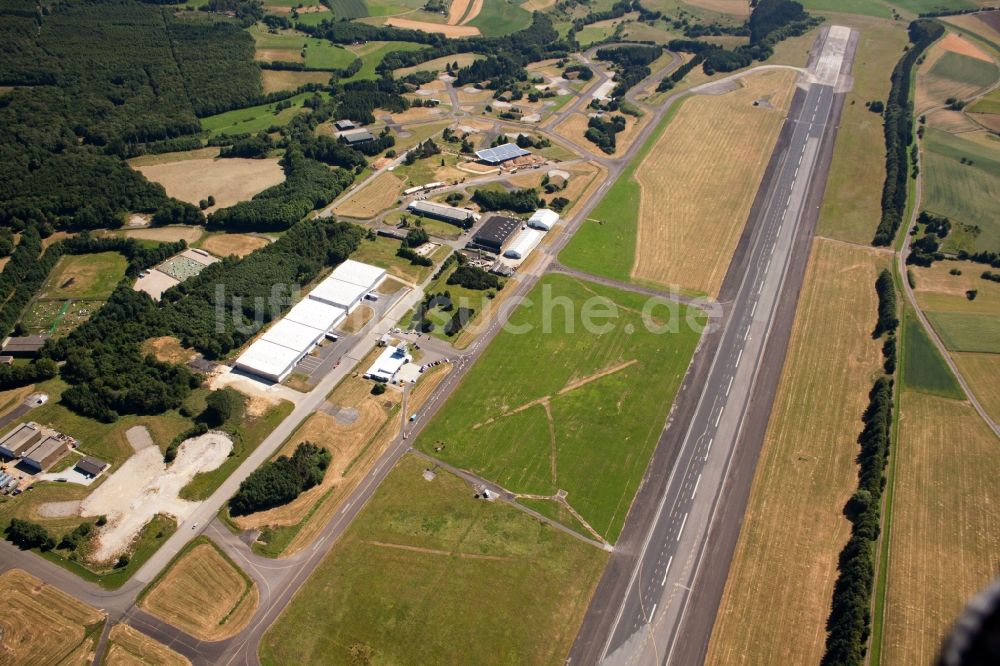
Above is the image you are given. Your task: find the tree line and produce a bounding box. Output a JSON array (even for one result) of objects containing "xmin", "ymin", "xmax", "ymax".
[
  {"xmin": 585, "ymin": 115, "xmax": 627, "ymax": 154},
  {"xmin": 595, "ymin": 45, "xmax": 663, "ymax": 98},
  {"xmin": 229, "ymin": 442, "xmax": 331, "ymax": 516},
  {"xmin": 472, "ymin": 188, "xmax": 542, "ymax": 213}
]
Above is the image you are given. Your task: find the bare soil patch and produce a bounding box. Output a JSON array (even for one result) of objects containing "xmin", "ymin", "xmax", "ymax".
[
  {"xmin": 141, "ymin": 336, "xmax": 195, "ymax": 365},
  {"xmin": 198, "ymin": 233, "xmax": 270, "ymax": 258},
  {"xmin": 262, "ymin": 69, "xmax": 331, "ymax": 94},
  {"xmin": 448, "ymin": 0, "xmax": 470, "ymax": 24},
  {"xmin": 141, "ymin": 540, "xmax": 258, "ymax": 641},
  {"xmin": 386, "ymin": 17, "xmax": 480, "ymax": 37},
  {"xmin": 136, "ymin": 157, "xmax": 285, "ymax": 214}
]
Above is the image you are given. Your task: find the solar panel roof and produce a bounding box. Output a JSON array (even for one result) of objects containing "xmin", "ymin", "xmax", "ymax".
[{"xmin": 475, "ymin": 143, "xmax": 531, "ymax": 163}]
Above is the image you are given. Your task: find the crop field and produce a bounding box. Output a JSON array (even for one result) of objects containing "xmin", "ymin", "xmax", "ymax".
[
  {"xmin": 926, "ymin": 311, "xmax": 1000, "ymax": 353},
  {"xmin": 200, "ymin": 92, "xmax": 326, "ymax": 136},
  {"xmin": 706, "ymin": 239, "xmax": 886, "ymax": 666},
  {"xmin": 105, "ymin": 623, "xmax": 190, "ymax": 666},
  {"xmin": 136, "ymin": 156, "xmax": 285, "ymax": 212},
  {"xmin": 901, "ymin": 313, "xmax": 965, "ymax": 399},
  {"xmin": 916, "ymin": 47, "xmax": 998, "ymax": 113},
  {"xmin": 798, "ymin": 0, "xmax": 892, "ymax": 18},
  {"xmin": 140, "ymin": 538, "xmax": 257, "ymax": 641},
  {"xmin": 911, "ymin": 260, "xmax": 1000, "ymax": 314},
  {"xmin": 197, "ymin": 233, "xmax": 271, "ymax": 258},
  {"xmin": 467, "ymin": 0, "xmax": 532, "ymax": 36},
  {"xmin": 886, "ymin": 0, "xmax": 977, "ymax": 13},
  {"xmin": 954, "ymin": 352, "xmax": 1000, "ymax": 422},
  {"xmin": 970, "ymin": 86, "xmax": 1000, "ymax": 113},
  {"xmin": 384, "ymin": 16, "xmax": 480, "ymax": 37},
  {"xmin": 882, "ymin": 391, "xmax": 1000, "ymax": 666},
  {"xmin": 334, "ymin": 172, "xmax": 404, "ymax": 219},
  {"xmin": 249, "ymin": 26, "xmax": 357, "ymax": 69},
  {"xmin": 946, "ymin": 11, "xmax": 1000, "ymax": 51},
  {"xmin": 329, "ymin": 0, "xmax": 367, "ymax": 19},
  {"xmin": 38, "ymin": 252, "xmax": 126, "ymax": 301},
  {"xmin": 632, "ymin": 69, "xmax": 796, "ymax": 296},
  {"xmin": 816, "ymin": 14, "xmax": 908, "ymax": 244},
  {"xmin": 259, "ymin": 455, "xmax": 608, "ymax": 665},
  {"xmin": 923, "ymin": 129, "xmax": 1000, "ymax": 251},
  {"xmin": 416, "ymin": 274, "xmax": 703, "ymax": 543},
  {"xmin": 682, "ymin": 0, "xmax": 750, "ymax": 16},
  {"xmin": 394, "ymin": 52, "xmax": 481, "ymax": 76},
  {"xmin": 261, "ymin": 69, "xmax": 332, "ymax": 93},
  {"xmin": 0, "ymin": 569, "xmax": 104, "ymax": 665}
]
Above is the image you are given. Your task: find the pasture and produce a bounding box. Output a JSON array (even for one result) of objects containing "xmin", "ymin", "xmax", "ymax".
[
  {"xmin": 345, "ymin": 41, "xmax": 428, "ymax": 81},
  {"xmin": 797, "ymin": 0, "xmax": 892, "ymax": 18},
  {"xmin": 328, "ymin": 0, "xmax": 367, "ymax": 19},
  {"xmin": 901, "ymin": 313, "xmax": 965, "ymax": 399},
  {"xmin": 105, "ymin": 623, "xmax": 190, "ymax": 666},
  {"xmin": 415, "ymin": 273, "xmax": 704, "ymax": 543},
  {"xmin": 816, "ymin": 14, "xmax": 909, "ymax": 244},
  {"xmin": 135, "ymin": 156, "xmax": 285, "ymax": 212},
  {"xmin": 197, "ymin": 233, "xmax": 271, "ymax": 258},
  {"xmin": 249, "ymin": 26, "xmax": 357, "ymax": 70},
  {"xmin": 38, "ymin": 252, "xmax": 126, "ymax": 301},
  {"xmin": 882, "ymin": 390, "xmax": 1000, "ymax": 666},
  {"xmin": 200, "ymin": 92, "xmax": 325, "ymax": 135},
  {"xmin": 632, "ymin": 69, "xmax": 796, "ymax": 297},
  {"xmin": 259, "ymin": 455, "xmax": 607, "ymax": 665},
  {"xmin": 706, "ymin": 239, "xmax": 886, "ymax": 666},
  {"xmin": 140, "ymin": 538, "xmax": 258, "ymax": 641},
  {"xmin": 911, "ymin": 259, "xmax": 1000, "ymax": 315},
  {"xmin": 0, "ymin": 569, "xmax": 104, "ymax": 665},
  {"xmin": 885, "ymin": 0, "xmax": 976, "ymax": 15},
  {"xmin": 926, "ymin": 311, "xmax": 1000, "ymax": 353},
  {"xmin": 467, "ymin": 0, "xmax": 532, "ymax": 36}
]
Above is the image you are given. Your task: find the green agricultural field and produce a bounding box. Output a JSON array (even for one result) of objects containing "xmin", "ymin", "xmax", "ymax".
[
  {"xmin": 902, "ymin": 313, "xmax": 965, "ymax": 400},
  {"xmin": 559, "ymin": 96, "xmax": 682, "ymax": 283},
  {"xmin": 249, "ymin": 25, "xmax": 357, "ymax": 69},
  {"xmin": 40, "ymin": 252, "xmax": 126, "ymax": 300},
  {"xmin": 469, "ymin": 0, "xmax": 533, "ymax": 37},
  {"xmin": 200, "ymin": 91, "xmax": 326, "ymax": 136},
  {"xmin": 345, "ymin": 41, "xmax": 427, "ymax": 81},
  {"xmin": 922, "ymin": 128, "xmax": 1000, "ymax": 251},
  {"xmin": 415, "ymin": 274, "xmax": 704, "ymax": 543},
  {"xmin": 970, "ymin": 86, "xmax": 1000, "ymax": 114},
  {"xmin": 363, "ymin": 0, "xmax": 426, "ymax": 17},
  {"xmin": 259, "ymin": 455, "xmax": 607, "ymax": 665},
  {"xmin": 292, "ymin": 11, "xmax": 333, "ymax": 27},
  {"xmin": 927, "ymin": 51, "xmax": 999, "ymax": 90},
  {"xmin": 328, "ymin": 0, "xmax": 367, "ymax": 19},
  {"xmin": 798, "ymin": 0, "xmax": 893, "ymax": 18},
  {"xmin": 886, "ymin": 0, "xmax": 975, "ymax": 15},
  {"xmin": 926, "ymin": 311, "xmax": 1000, "ymax": 354}
]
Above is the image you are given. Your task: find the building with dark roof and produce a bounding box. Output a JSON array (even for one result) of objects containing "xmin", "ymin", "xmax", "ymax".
[
  {"xmin": 75, "ymin": 456, "xmax": 108, "ymax": 478},
  {"xmin": 22, "ymin": 436, "xmax": 68, "ymax": 473},
  {"xmin": 341, "ymin": 129, "xmax": 375, "ymax": 145},
  {"xmin": 470, "ymin": 215, "xmax": 521, "ymax": 254},
  {"xmin": 1, "ymin": 335, "xmax": 47, "ymax": 357}
]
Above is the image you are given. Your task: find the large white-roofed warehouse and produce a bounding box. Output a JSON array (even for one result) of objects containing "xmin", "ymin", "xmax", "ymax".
[{"xmin": 234, "ymin": 259, "xmax": 386, "ymax": 382}]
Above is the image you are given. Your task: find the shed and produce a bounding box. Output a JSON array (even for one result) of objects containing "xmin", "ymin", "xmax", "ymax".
[
  {"xmin": 22, "ymin": 436, "xmax": 68, "ymax": 473},
  {"xmin": 341, "ymin": 129, "xmax": 375, "ymax": 145},
  {"xmin": 407, "ymin": 200, "xmax": 477, "ymax": 227},
  {"xmin": 471, "ymin": 215, "xmax": 521, "ymax": 254},
  {"xmin": 528, "ymin": 208, "xmax": 559, "ymax": 231},
  {"xmin": 335, "ymin": 119, "xmax": 356, "ymax": 130},
  {"xmin": 75, "ymin": 456, "xmax": 108, "ymax": 478}
]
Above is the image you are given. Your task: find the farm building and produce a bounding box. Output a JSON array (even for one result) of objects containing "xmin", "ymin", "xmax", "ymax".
[
  {"xmin": 234, "ymin": 340, "xmax": 303, "ymax": 383},
  {"xmin": 471, "ymin": 215, "xmax": 521, "ymax": 254},
  {"xmin": 1, "ymin": 335, "xmax": 47, "ymax": 357},
  {"xmin": 340, "ymin": 128, "xmax": 375, "ymax": 145},
  {"xmin": 0, "ymin": 423, "xmax": 41, "ymax": 459},
  {"xmin": 364, "ymin": 345, "xmax": 412, "ymax": 383},
  {"xmin": 407, "ymin": 200, "xmax": 478, "ymax": 226},
  {"xmin": 22, "ymin": 436, "xmax": 68, "ymax": 473},
  {"xmin": 528, "ymin": 209, "xmax": 559, "ymax": 231},
  {"xmin": 475, "ymin": 143, "xmax": 531, "ymax": 165},
  {"xmin": 504, "ymin": 229, "xmax": 545, "ymax": 260},
  {"xmin": 75, "ymin": 456, "xmax": 108, "ymax": 478}
]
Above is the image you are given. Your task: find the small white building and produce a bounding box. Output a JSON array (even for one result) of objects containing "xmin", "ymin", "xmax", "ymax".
[
  {"xmin": 528, "ymin": 208, "xmax": 559, "ymax": 231},
  {"xmin": 365, "ymin": 345, "xmax": 412, "ymax": 383},
  {"xmin": 504, "ymin": 229, "xmax": 545, "ymax": 260}
]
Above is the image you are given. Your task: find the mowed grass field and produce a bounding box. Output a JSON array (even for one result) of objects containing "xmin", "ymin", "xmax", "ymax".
[
  {"xmin": 38, "ymin": 251, "xmax": 126, "ymax": 300},
  {"xmin": 632, "ymin": 69, "xmax": 796, "ymax": 297},
  {"xmin": 259, "ymin": 455, "xmax": 608, "ymax": 665},
  {"xmin": 415, "ymin": 273, "xmax": 704, "ymax": 543},
  {"xmin": 901, "ymin": 312, "xmax": 965, "ymax": 399},
  {"xmin": 816, "ymin": 14, "xmax": 908, "ymax": 244},
  {"xmin": 105, "ymin": 623, "xmax": 190, "ymax": 666},
  {"xmin": 0, "ymin": 569, "xmax": 104, "ymax": 664},
  {"xmin": 882, "ymin": 390, "xmax": 1000, "ymax": 666},
  {"xmin": 705, "ymin": 239, "xmax": 886, "ymax": 666},
  {"xmin": 140, "ymin": 537, "xmax": 258, "ymax": 641}
]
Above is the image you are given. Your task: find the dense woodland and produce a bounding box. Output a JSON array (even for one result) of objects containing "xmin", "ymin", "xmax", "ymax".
[
  {"xmin": 595, "ymin": 45, "xmax": 663, "ymax": 99},
  {"xmin": 472, "ymin": 188, "xmax": 543, "ymax": 213},
  {"xmin": 229, "ymin": 442, "xmax": 331, "ymax": 516}
]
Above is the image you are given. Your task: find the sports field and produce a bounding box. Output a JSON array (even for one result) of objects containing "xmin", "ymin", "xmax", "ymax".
[
  {"xmin": 39, "ymin": 252, "xmax": 127, "ymax": 300},
  {"xmin": 816, "ymin": 14, "xmax": 909, "ymax": 244},
  {"xmin": 259, "ymin": 455, "xmax": 607, "ymax": 665},
  {"xmin": 140, "ymin": 537, "xmax": 258, "ymax": 641},
  {"xmin": 0, "ymin": 569, "xmax": 104, "ymax": 664},
  {"xmin": 632, "ymin": 69, "xmax": 796, "ymax": 296},
  {"xmin": 706, "ymin": 239, "xmax": 886, "ymax": 666},
  {"xmin": 901, "ymin": 312, "xmax": 965, "ymax": 399},
  {"xmin": 882, "ymin": 390, "xmax": 1000, "ymax": 666},
  {"xmin": 415, "ymin": 273, "xmax": 704, "ymax": 543},
  {"xmin": 105, "ymin": 623, "xmax": 190, "ymax": 666}
]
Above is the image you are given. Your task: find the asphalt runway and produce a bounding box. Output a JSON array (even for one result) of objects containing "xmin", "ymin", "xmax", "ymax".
[{"xmin": 569, "ymin": 26, "xmax": 857, "ymax": 666}]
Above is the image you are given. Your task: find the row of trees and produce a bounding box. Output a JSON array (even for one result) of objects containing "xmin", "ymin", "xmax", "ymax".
[
  {"xmin": 872, "ymin": 20, "xmax": 943, "ymax": 246},
  {"xmin": 229, "ymin": 442, "xmax": 331, "ymax": 516}
]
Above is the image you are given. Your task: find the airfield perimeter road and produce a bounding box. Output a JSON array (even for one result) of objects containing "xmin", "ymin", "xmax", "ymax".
[{"xmin": 569, "ymin": 25, "xmax": 858, "ymax": 666}]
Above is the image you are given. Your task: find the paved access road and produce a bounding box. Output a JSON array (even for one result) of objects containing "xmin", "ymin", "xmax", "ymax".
[{"xmin": 569, "ymin": 25, "xmax": 858, "ymax": 666}]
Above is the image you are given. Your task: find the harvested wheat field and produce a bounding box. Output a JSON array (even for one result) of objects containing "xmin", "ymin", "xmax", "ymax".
[
  {"xmin": 386, "ymin": 17, "xmax": 480, "ymax": 37},
  {"xmin": 952, "ymin": 352, "xmax": 1000, "ymax": 423},
  {"xmin": 122, "ymin": 226, "xmax": 204, "ymax": 244},
  {"xmin": 105, "ymin": 623, "xmax": 190, "ymax": 666},
  {"xmin": 262, "ymin": 69, "xmax": 331, "ymax": 94},
  {"xmin": 141, "ymin": 336, "xmax": 195, "ymax": 365},
  {"xmin": 915, "ymin": 39, "xmax": 998, "ymax": 113},
  {"xmin": 882, "ymin": 391, "xmax": 1000, "ymax": 666},
  {"xmin": 198, "ymin": 233, "xmax": 270, "ymax": 258},
  {"xmin": 684, "ymin": 0, "xmax": 750, "ymax": 17},
  {"xmin": 460, "ymin": 0, "xmax": 483, "ymax": 24},
  {"xmin": 141, "ymin": 538, "xmax": 258, "ymax": 641},
  {"xmin": 334, "ymin": 172, "xmax": 404, "ymax": 219},
  {"xmin": 136, "ymin": 158, "xmax": 285, "ymax": 213},
  {"xmin": 946, "ymin": 11, "xmax": 1000, "ymax": 46},
  {"xmin": 633, "ymin": 69, "xmax": 796, "ymax": 296},
  {"xmin": 0, "ymin": 569, "xmax": 104, "ymax": 665},
  {"xmin": 389, "ymin": 105, "xmax": 447, "ymax": 123},
  {"xmin": 927, "ymin": 108, "xmax": 981, "ymax": 133},
  {"xmin": 706, "ymin": 239, "xmax": 886, "ymax": 666}
]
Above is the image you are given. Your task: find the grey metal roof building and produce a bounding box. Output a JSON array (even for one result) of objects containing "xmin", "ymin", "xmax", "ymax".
[
  {"xmin": 0, "ymin": 423, "xmax": 41, "ymax": 459},
  {"xmin": 22, "ymin": 436, "xmax": 68, "ymax": 473},
  {"xmin": 1, "ymin": 335, "xmax": 47, "ymax": 357},
  {"xmin": 471, "ymin": 215, "xmax": 521, "ymax": 254},
  {"xmin": 341, "ymin": 129, "xmax": 375, "ymax": 144},
  {"xmin": 407, "ymin": 200, "xmax": 477, "ymax": 226},
  {"xmin": 75, "ymin": 456, "xmax": 108, "ymax": 478},
  {"xmin": 475, "ymin": 143, "xmax": 530, "ymax": 164}
]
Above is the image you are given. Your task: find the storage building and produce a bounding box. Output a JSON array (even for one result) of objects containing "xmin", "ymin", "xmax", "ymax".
[
  {"xmin": 309, "ymin": 277, "xmax": 369, "ymax": 312},
  {"xmin": 528, "ymin": 208, "xmax": 559, "ymax": 231},
  {"xmin": 75, "ymin": 456, "xmax": 108, "ymax": 478},
  {"xmin": 475, "ymin": 143, "xmax": 531, "ymax": 165},
  {"xmin": 22, "ymin": 436, "xmax": 68, "ymax": 473},
  {"xmin": 0, "ymin": 423, "xmax": 41, "ymax": 459},
  {"xmin": 261, "ymin": 319, "xmax": 326, "ymax": 352},
  {"xmin": 235, "ymin": 340, "xmax": 303, "ymax": 383},
  {"xmin": 471, "ymin": 215, "xmax": 521, "ymax": 254},
  {"xmin": 330, "ymin": 259, "xmax": 386, "ymax": 289},
  {"xmin": 504, "ymin": 229, "xmax": 545, "ymax": 260},
  {"xmin": 1, "ymin": 335, "xmax": 47, "ymax": 357},
  {"xmin": 334, "ymin": 119, "xmax": 356, "ymax": 130},
  {"xmin": 407, "ymin": 200, "xmax": 478, "ymax": 226},
  {"xmin": 284, "ymin": 299, "xmax": 346, "ymax": 334},
  {"xmin": 341, "ymin": 129, "xmax": 375, "ymax": 145}
]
